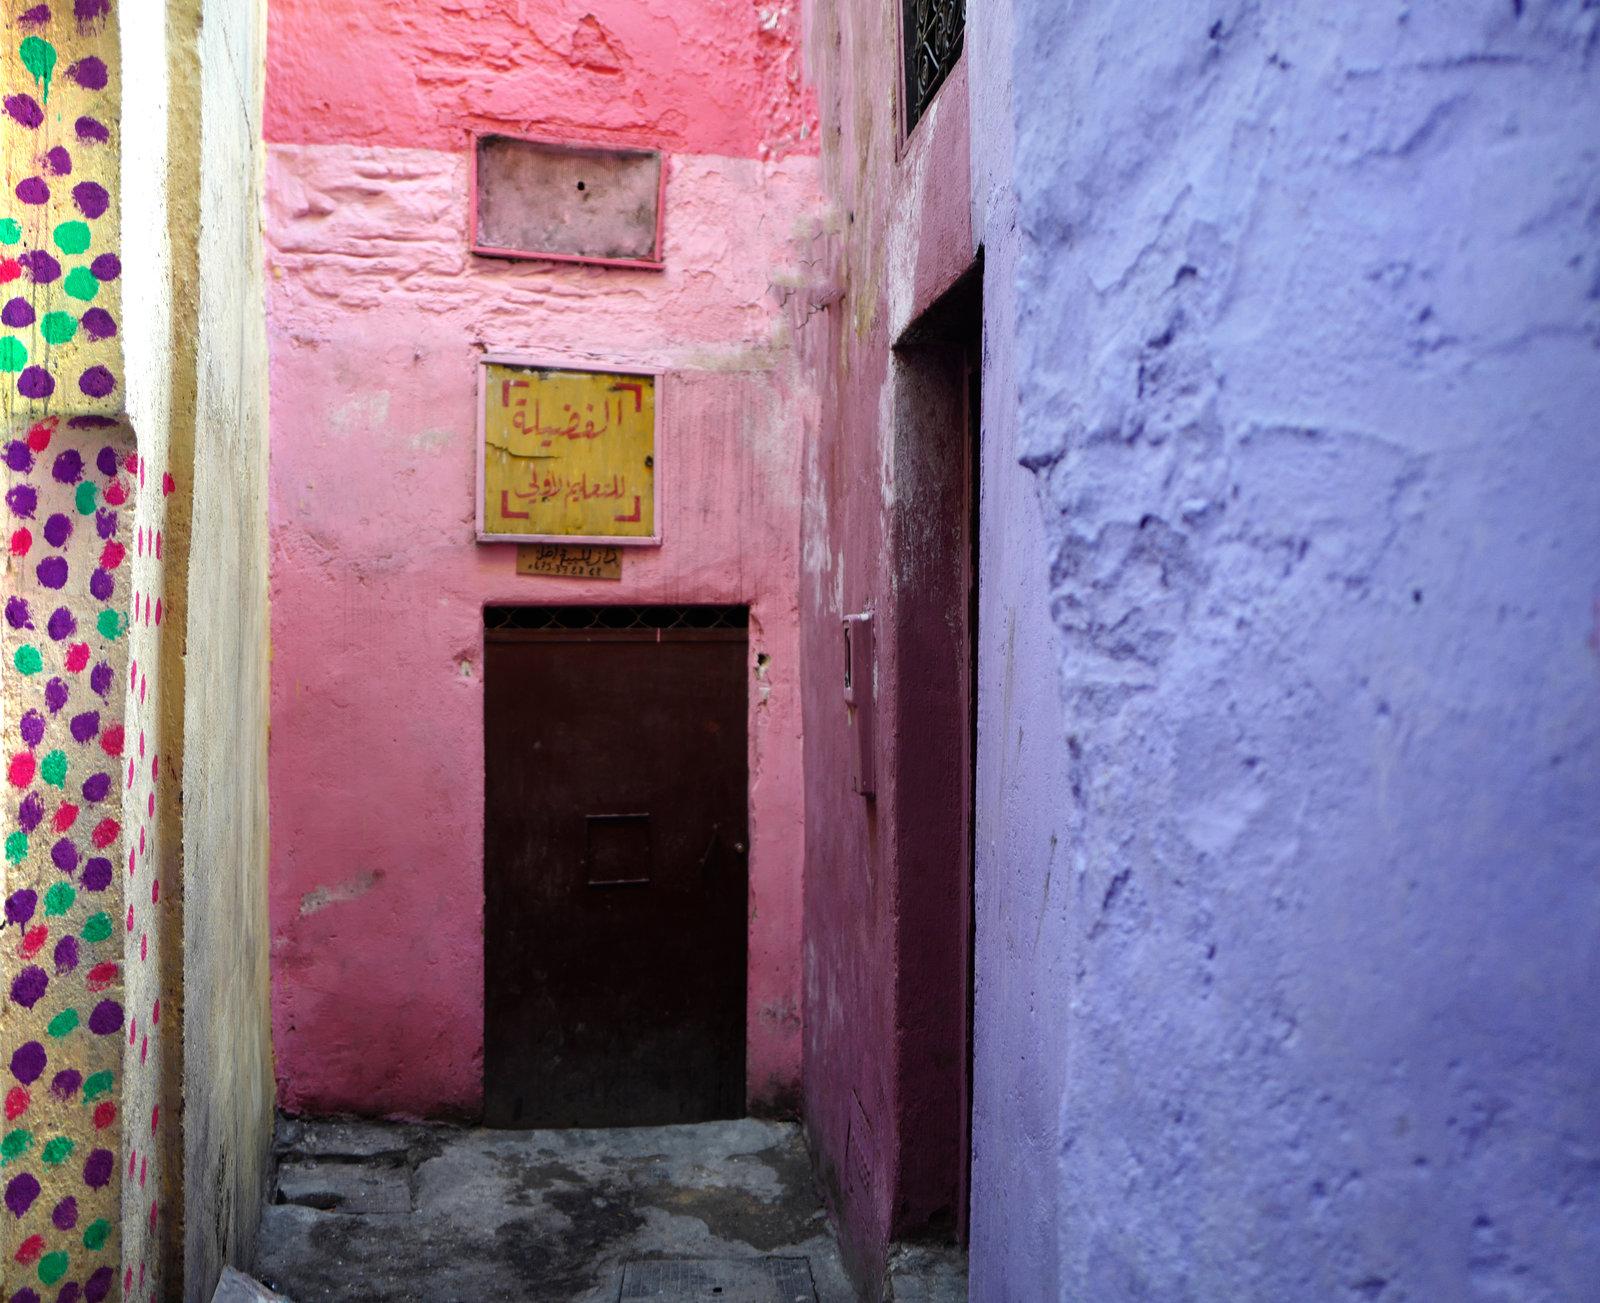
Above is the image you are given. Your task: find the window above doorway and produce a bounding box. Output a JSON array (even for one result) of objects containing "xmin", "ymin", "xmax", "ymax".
[{"xmin": 902, "ymin": 0, "xmax": 965, "ymax": 135}]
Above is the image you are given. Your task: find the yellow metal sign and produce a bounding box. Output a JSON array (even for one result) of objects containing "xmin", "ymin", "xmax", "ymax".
[{"xmin": 478, "ymin": 360, "xmax": 658, "ymax": 543}]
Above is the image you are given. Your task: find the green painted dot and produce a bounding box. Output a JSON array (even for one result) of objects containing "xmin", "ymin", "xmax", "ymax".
[
  {"xmin": 81, "ymin": 912, "xmax": 112, "ymax": 944},
  {"xmin": 0, "ymin": 218, "xmax": 20, "ymax": 244},
  {"xmin": 19, "ymin": 37, "xmax": 56, "ymax": 103},
  {"xmin": 52, "ymin": 221, "xmax": 90, "ymax": 256},
  {"xmin": 46, "ymin": 1007, "xmax": 78, "ymax": 1038},
  {"xmin": 82, "ymin": 1070, "xmax": 114, "ymax": 1101},
  {"xmin": 82, "ymin": 1219, "xmax": 110, "ymax": 1251},
  {"xmin": 4, "ymin": 831, "xmax": 27, "ymax": 865},
  {"xmin": 1, "ymin": 1129, "xmax": 31, "ymax": 1164},
  {"xmin": 96, "ymin": 609, "xmax": 123, "ymax": 640},
  {"xmin": 40, "ymin": 1135, "xmax": 73, "ymax": 1166},
  {"xmin": 75, "ymin": 480, "xmax": 97, "ymax": 515},
  {"xmin": 40, "ymin": 749, "xmax": 66, "ymax": 788},
  {"xmin": 63, "ymin": 267, "xmax": 99, "ymax": 301},
  {"xmin": 13, "ymin": 645, "xmax": 42, "ymax": 675},
  {"xmin": 0, "ymin": 337, "xmax": 27, "ymax": 372},
  {"xmin": 40, "ymin": 310, "xmax": 76, "ymax": 345},
  {"xmin": 44, "ymin": 882, "xmax": 75, "ymax": 917},
  {"xmin": 38, "ymin": 1250, "xmax": 69, "ymax": 1286}
]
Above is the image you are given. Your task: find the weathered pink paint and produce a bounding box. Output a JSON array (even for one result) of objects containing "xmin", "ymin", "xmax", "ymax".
[
  {"xmin": 264, "ymin": 0, "xmax": 820, "ymax": 1120},
  {"xmin": 266, "ymin": 0, "xmax": 815, "ymax": 161},
  {"xmin": 793, "ymin": 13, "xmax": 978, "ymax": 1290}
]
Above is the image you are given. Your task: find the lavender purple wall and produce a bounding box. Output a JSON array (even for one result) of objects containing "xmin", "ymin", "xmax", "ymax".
[{"xmin": 969, "ymin": 0, "xmax": 1600, "ymax": 1298}]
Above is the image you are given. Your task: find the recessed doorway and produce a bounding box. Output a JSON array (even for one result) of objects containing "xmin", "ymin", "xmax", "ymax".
[{"xmin": 483, "ymin": 606, "xmax": 750, "ymax": 1128}]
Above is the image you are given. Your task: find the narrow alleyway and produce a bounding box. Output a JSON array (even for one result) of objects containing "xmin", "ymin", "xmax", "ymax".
[{"xmin": 251, "ymin": 1115, "xmax": 962, "ymax": 1302}]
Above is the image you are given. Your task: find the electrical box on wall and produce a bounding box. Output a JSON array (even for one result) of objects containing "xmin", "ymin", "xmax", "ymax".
[
  {"xmin": 471, "ymin": 133, "xmax": 666, "ymax": 269},
  {"xmin": 843, "ymin": 612, "xmax": 876, "ymax": 797}
]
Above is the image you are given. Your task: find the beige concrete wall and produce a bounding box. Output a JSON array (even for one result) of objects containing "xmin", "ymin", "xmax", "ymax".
[
  {"xmin": 179, "ymin": 0, "xmax": 272, "ymax": 1293},
  {"xmin": 116, "ymin": 0, "xmax": 273, "ymax": 1297}
]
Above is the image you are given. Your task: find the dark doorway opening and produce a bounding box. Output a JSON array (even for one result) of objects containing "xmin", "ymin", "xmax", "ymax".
[
  {"xmin": 483, "ymin": 605, "xmax": 750, "ymax": 1128},
  {"xmin": 889, "ymin": 262, "xmax": 981, "ymax": 1243}
]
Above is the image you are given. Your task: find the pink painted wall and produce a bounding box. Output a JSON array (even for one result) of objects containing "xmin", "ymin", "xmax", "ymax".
[{"xmin": 264, "ymin": 1, "xmax": 819, "ymax": 1119}]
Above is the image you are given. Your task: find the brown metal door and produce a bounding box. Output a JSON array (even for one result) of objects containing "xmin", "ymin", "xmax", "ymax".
[{"xmin": 483, "ymin": 620, "xmax": 748, "ymax": 1128}]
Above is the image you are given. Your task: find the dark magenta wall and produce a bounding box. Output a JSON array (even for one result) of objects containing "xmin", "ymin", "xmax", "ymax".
[{"xmin": 795, "ymin": 4, "xmax": 976, "ymax": 1291}]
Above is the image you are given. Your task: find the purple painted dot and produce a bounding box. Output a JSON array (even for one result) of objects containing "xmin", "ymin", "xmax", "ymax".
[
  {"xmin": 95, "ymin": 445, "xmax": 118, "ymax": 477},
  {"xmin": 82, "ymin": 772, "xmax": 110, "ymax": 803},
  {"xmin": 70, "ymin": 710, "xmax": 99, "ymax": 742},
  {"xmin": 58, "ymin": 1284, "xmax": 81, "ymax": 1303},
  {"xmin": 5, "ymin": 890, "xmax": 37, "ymax": 927},
  {"xmin": 19, "ymin": 366, "xmax": 55, "ymax": 399},
  {"xmin": 45, "ymin": 677, "xmax": 68, "ymax": 713},
  {"xmin": 44, "ymin": 512, "xmax": 73, "ymax": 546},
  {"xmin": 89, "ymin": 567, "xmax": 113, "ymax": 601},
  {"xmin": 69, "ymin": 415, "xmax": 116, "ymax": 429},
  {"xmin": 6, "ymin": 595, "xmax": 33, "ymax": 629},
  {"xmin": 8, "ymin": 483, "xmax": 38, "ymax": 518},
  {"xmin": 15, "ymin": 177, "xmax": 49, "ymax": 205},
  {"xmin": 75, "ymin": 116, "xmax": 109, "ymax": 144},
  {"xmin": 19, "ymin": 3, "xmax": 50, "ymax": 22},
  {"xmin": 67, "ymin": 55, "xmax": 108, "ymax": 91},
  {"xmin": 13, "ymin": 1290, "xmax": 39, "ymax": 1303},
  {"xmin": 89, "ymin": 663, "xmax": 113, "ymax": 698},
  {"xmin": 47, "ymin": 606, "xmax": 76, "ymax": 641},
  {"xmin": 48, "ymin": 1069, "xmax": 81, "ymax": 1101},
  {"xmin": 4, "ymin": 437, "xmax": 33, "ymax": 469},
  {"xmin": 51, "ymin": 1196, "xmax": 77, "ymax": 1231},
  {"xmin": 89, "ymin": 252, "xmax": 119, "ymax": 282},
  {"xmin": 2, "ymin": 298, "xmax": 35, "ymax": 331},
  {"xmin": 52, "ymin": 450, "xmax": 83, "ymax": 484},
  {"xmin": 75, "ymin": 0, "xmax": 109, "ymax": 19},
  {"xmin": 78, "ymin": 366, "xmax": 115, "ymax": 399},
  {"xmin": 72, "ymin": 181, "xmax": 108, "ymax": 221},
  {"xmin": 84, "ymin": 1270, "xmax": 112, "ymax": 1303},
  {"xmin": 53, "ymin": 934, "xmax": 79, "ymax": 974},
  {"xmin": 94, "ymin": 509, "xmax": 115, "ymax": 540},
  {"xmin": 9, "ymin": 1042, "xmax": 46, "ymax": 1085},
  {"xmin": 19, "ymin": 250, "xmax": 60, "ymax": 284},
  {"xmin": 5, "ymin": 1171, "xmax": 41, "ymax": 1217},
  {"xmin": 18, "ymin": 791, "xmax": 43, "ymax": 832},
  {"xmin": 36, "ymin": 555, "xmax": 68, "ymax": 588},
  {"xmin": 87, "ymin": 1001, "xmax": 122, "ymax": 1035},
  {"xmin": 51, "ymin": 839, "xmax": 79, "ymax": 874},
  {"xmin": 11, "ymin": 966, "xmax": 48, "ymax": 1009},
  {"xmin": 81, "ymin": 857, "xmax": 111, "ymax": 891},
  {"xmin": 45, "ymin": 147, "xmax": 71, "ymax": 177},
  {"xmin": 81, "ymin": 307, "xmax": 116, "ymax": 341},
  {"xmin": 20, "ymin": 712, "xmax": 46, "ymax": 749},
  {"xmin": 4, "ymin": 94, "xmax": 43, "ymax": 129}
]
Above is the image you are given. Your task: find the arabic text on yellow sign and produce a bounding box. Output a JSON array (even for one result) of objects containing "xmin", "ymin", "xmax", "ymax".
[{"xmin": 483, "ymin": 364, "xmax": 655, "ymax": 539}]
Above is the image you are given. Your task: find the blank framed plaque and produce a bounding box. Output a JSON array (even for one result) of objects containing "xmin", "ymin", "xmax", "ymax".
[{"xmin": 471, "ymin": 133, "xmax": 666, "ymax": 269}]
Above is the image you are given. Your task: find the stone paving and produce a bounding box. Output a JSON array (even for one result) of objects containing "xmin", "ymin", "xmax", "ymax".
[{"xmin": 253, "ymin": 1114, "xmax": 861, "ymax": 1303}]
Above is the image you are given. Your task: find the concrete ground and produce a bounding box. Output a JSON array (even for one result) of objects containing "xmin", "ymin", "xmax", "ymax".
[{"xmin": 254, "ymin": 1114, "xmax": 864, "ymax": 1303}]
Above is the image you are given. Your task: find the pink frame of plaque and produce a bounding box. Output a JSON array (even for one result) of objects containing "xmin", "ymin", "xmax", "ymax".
[{"xmin": 468, "ymin": 132, "xmax": 668, "ymax": 271}]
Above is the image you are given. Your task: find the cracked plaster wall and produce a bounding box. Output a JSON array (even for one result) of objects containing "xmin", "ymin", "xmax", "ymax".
[
  {"xmin": 968, "ymin": 0, "xmax": 1600, "ymax": 1298},
  {"xmin": 263, "ymin": 0, "xmax": 822, "ymax": 1121}
]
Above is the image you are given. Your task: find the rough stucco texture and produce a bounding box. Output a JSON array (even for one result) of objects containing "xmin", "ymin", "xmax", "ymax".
[
  {"xmin": 264, "ymin": 0, "xmax": 815, "ymax": 160},
  {"xmin": 265, "ymin": 141, "xmax": 819, "ymax": 1118},
  {"xmin": 985, "ymin": 1, "xmax": 1600, "ymax": 1298}
]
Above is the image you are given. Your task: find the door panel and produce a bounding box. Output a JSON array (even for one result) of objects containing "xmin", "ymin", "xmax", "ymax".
[{"xmin": 484, "ymin": 625, "xmax": 748, "ymax": 1128}]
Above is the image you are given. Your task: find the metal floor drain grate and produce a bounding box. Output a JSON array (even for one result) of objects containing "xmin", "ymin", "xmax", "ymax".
[{"xmin": 618, "ymin": 1257, "xmax": 817, "ymax": 1303}]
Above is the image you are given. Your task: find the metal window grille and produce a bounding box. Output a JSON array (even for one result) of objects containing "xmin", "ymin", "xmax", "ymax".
[
  {"xmin": 484, "ymin": 605, "xmax": 748, "ymax": 632},
  {"xmin": 903, "ymin": 0, "xmax": 965, "ymax": 134}
]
